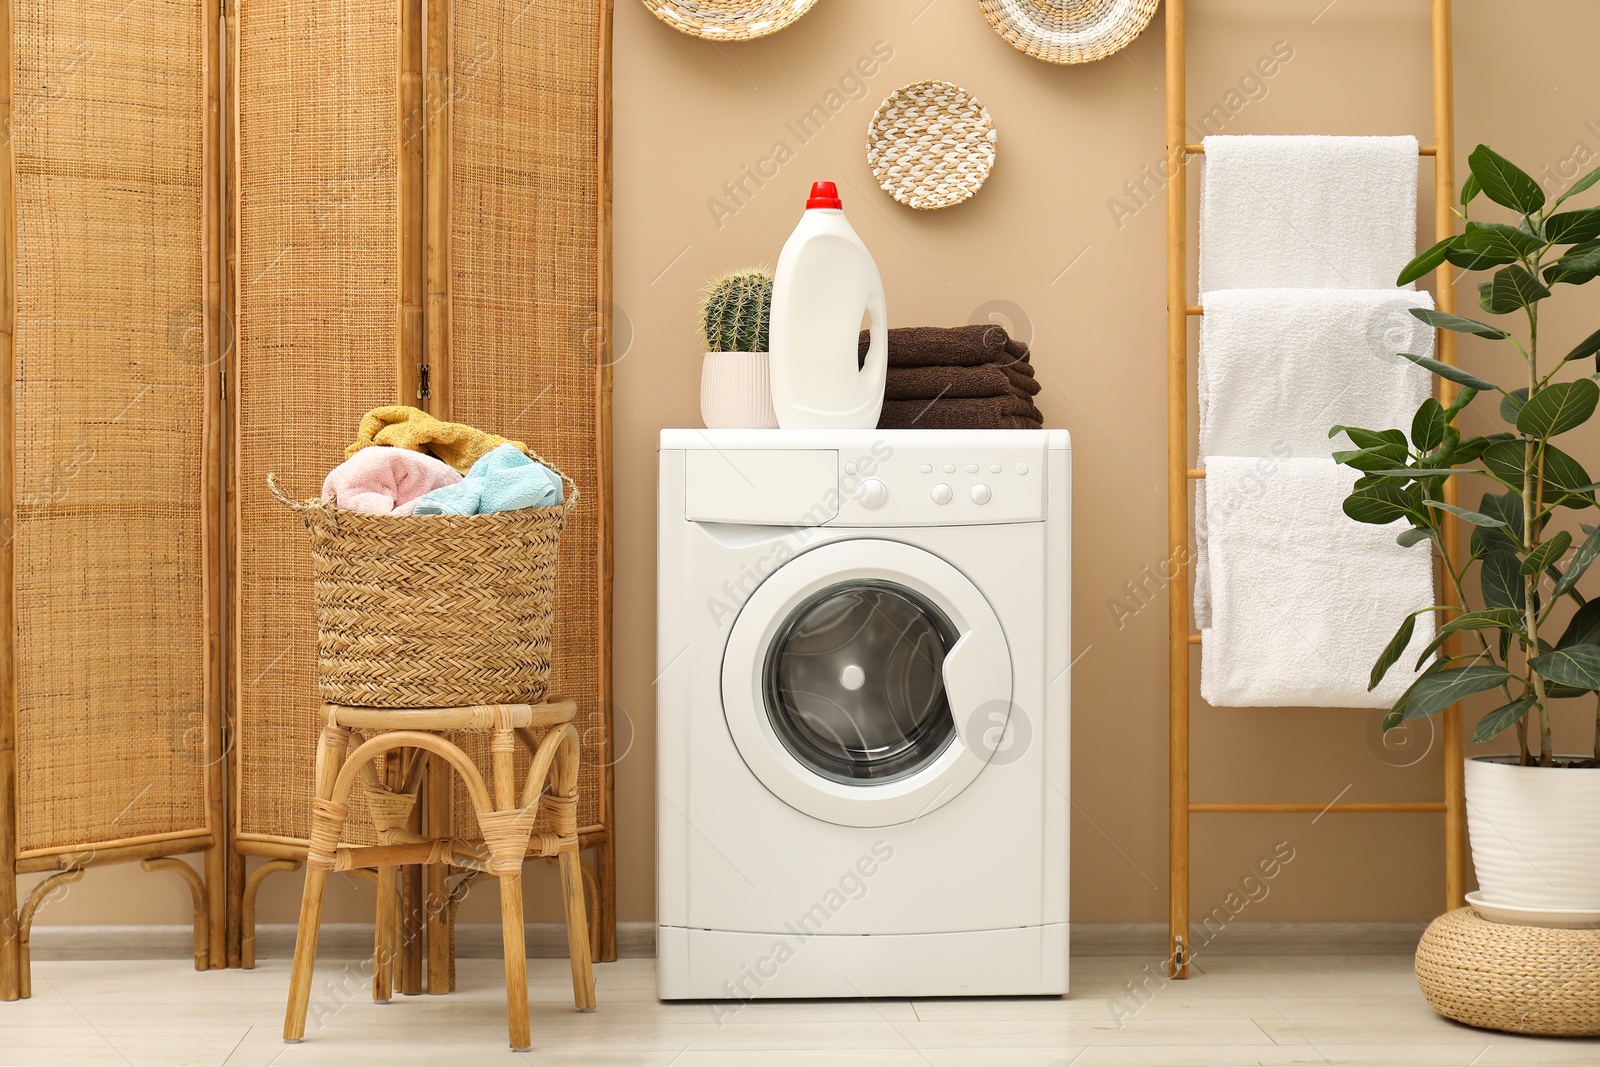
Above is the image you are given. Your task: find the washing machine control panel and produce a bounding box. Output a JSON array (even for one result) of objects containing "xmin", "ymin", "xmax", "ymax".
[{"xmin": 833, "ymin": 447, "xmax": 1047, "ymax": 526}]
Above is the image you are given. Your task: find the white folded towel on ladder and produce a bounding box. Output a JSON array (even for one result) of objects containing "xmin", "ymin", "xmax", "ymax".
[
  {"xmin": 1192, "ymin": 288, "xmax": 1436, "ymax": 629},
  {"xmin": 1200, "ymin": 457, "xmax": 1436, "ymax": 709},
  {"xmin": 1199, "ymin": 135, "xmax": 1419, "ymax": 291}
]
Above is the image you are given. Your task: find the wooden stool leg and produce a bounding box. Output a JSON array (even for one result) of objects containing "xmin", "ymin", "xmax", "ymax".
[
  {"xmin": 559, "ymin": 850, "xmax": 596, "ymax": 1012},
  {"xmin": 499, "ymin": 871, "xmax": 531, "ymax": 1052},
  {"xmin": 374, "ymin": 865, "xmax": 398, "ymax": 1003},
  {"xmin": 283, "ymin": 723, "xmax": 350, "ymax": 1043}
]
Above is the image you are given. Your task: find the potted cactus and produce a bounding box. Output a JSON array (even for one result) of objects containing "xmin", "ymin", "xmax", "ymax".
[
  {"xmin": 699, "ymin": 268, "xmax": 778, "ymax": 429},
  {"xmin": 1335, "ymin": 145, "xmax": 1600, "ymax": 931}
]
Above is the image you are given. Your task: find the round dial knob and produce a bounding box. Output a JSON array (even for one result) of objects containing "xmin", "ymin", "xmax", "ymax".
[
  {"xmin": 839, "ymin": 664, "xmax": 866, "ymax": 691},
  {"xmin": 857, "ymin": 478, "xmax": 888, "ymax": 509},
  {"xmin": 930, "ymin": 483, "xmax": 953, "ymax": 505},
  {"xmin": 970, "ymin": 483, "xmax": 992, "ymax": 504}
]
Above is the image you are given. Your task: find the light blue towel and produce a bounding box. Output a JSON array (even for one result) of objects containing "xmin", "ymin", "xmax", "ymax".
[{"xmin": 411, "ymin": 443, "xmax": 563, "ymax": 516}]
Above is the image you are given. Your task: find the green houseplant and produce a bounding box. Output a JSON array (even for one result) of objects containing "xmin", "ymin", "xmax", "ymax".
[
  {"xmin": 698, "ymin": 268, "xmax": 778, "ymax": 429},
  {"xmin": 1334, "ymin": 144, "xmax": 1600, "ymax": 923}
]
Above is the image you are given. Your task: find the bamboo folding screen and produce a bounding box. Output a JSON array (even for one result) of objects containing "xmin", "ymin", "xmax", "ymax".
[
  {"xmin": 1, "ymin": 0, "xmax": 612, "ymax": 1000},
  {"xmin": 1164, "ymin": 0, "xmax": 1465, "ymax": 979}
]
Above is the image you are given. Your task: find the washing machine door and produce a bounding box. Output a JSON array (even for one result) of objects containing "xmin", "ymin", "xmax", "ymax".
[{"xmin": 721, "ymin": 538, "xmax": 1014, "ymax": 827}]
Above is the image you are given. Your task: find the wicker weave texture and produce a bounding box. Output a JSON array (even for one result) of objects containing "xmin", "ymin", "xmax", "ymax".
[
  {"xmin": 1415, "ymin": 908, "xmax": 1600, "ymax": 1036},
  {"xmin": 273, "ymin": 485, "xmax": 565, "ymax": 708},
  {"xmin": 639, "ymin": 0, "xmax": 815, "ymax": 41},
  {"xmin": 978, "ymin": 0, "xmax": 1160, "ymax": 65},
  {"xmin": 867, "ymin": 81, "xmax": 997, "ymax": 211},
  {"xmin": 446, "ymin": 0, "xmax": 607, "ymax": 837},
  {"xmin": 233, "ymin": 0, "xmax": 402, "ymax": 843},
  {"xmin": 10, "ymin": 0, "xmax": 211, "ymax": 852}
]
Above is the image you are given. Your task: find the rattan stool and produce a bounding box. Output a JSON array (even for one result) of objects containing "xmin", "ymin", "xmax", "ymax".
[{"xmin": 282, "ymin": 699, "xmax": 596, "ymax": 1051}]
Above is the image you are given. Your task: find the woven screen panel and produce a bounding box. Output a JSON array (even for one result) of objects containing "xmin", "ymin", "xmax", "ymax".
[
  {"xmin": 446, "ymin": 0, "xmax": 606, "ymax": 836},
  {"xmin": 234, "ymin": 0, "xmax": 401, "ymax": 843},
  {"xmin": 9, "ymin": 0, "xmax": 211, "ymax": 853}
]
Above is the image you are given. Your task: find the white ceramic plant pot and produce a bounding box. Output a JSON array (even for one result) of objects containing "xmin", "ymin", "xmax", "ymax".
[
  {"xmin": 700, "ymin": 351, "xmax": 778, "ymax": 429},
  {"xmin": 1465, "ymin": 755, "xmax": 1600, "ymax": 918}
]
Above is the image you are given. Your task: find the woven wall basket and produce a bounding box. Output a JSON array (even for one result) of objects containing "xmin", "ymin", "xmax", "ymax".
[
  {"xmin": 867, "ymin": 80, "xmax": 997, "ymax": 211},
  {"xmin": 269, "ymin": 470, "xmax": 576, "ymax": 709},
  {"xmin": 979, "ymin": 0, "xmax": 1161, "ymax": 65},
  {"xmin": 1415, "ymin": 908, "xmax": 1600, "ymax": 1037},
  {"xmin": 639, "ymin": 0, "xmax": 817, "ymax": 41}
]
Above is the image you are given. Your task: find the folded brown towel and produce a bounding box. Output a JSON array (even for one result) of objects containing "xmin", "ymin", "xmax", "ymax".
[
  {"xmin": 879, "ymin": 394, "xmax": 1044, "ymax": 431},
  {"xmin": 884, "ymin": 363, "xmax": 1041, "ymax": 402},
  {"xmin": 859, "ymin": 324, "xmax": 1031, "ymax": 369}
]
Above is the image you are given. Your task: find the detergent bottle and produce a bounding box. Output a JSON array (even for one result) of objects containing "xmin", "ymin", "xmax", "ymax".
[{"xmin": 768, "ymin": 181, "xmax": 888, "ymax": 429}]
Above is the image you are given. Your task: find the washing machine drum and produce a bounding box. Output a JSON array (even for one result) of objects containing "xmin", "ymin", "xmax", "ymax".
[
  {"xmin": 722, "ymin": 538, "xmax": 1015, "ymax": 827},
  {"xmin": 764, "ymin": 581, "xmax": 958, "ymax": 784}
]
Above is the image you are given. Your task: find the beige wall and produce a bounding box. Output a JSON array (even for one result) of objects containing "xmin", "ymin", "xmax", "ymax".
[{"xmin": 31, "ymin": 0, "xmax": 1600, "ymax": 931}]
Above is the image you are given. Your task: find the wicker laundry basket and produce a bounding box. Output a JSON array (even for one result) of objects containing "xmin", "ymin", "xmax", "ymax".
[{"xmin": 269, "ymin": 461, "xmax": 577, "ymax": 708}]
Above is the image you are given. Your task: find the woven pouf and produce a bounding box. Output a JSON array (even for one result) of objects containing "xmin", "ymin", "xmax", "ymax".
[{"xmin": 1414, "ymin": 908, "xmax": 1600, "ymax": 1036}]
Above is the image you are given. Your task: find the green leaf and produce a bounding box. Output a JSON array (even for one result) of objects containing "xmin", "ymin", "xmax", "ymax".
[
  {"xmin": 1369, "ymin": 613, "xmax": 1419, "ymax": 691},
  {"xmin": 1396, "ymin": 664, "xmax": 1516, "ymax": 721},
  {"xmin": 1447, "ymin": 242, "xmax": 1518, "ymax": 271},
  {"xmin": 1397, "ymin": 237, "xmax": 1458, "ymax": 286},
  {"xmin": 1552, "ymin": 163, "xmax": 1600, "ymax": 209},
  {"xmin": 1468, "ymin": 145, "xmax": 1545, "ymax": 215},
  {"xmin": 1408, "ymin": 307, "xmax": 1511, "ymax": 340},
  {"xmin": 1474, "ymin": 696, "xmax": 1536, "ymax": 743},
  {"xmin": 1397, "ymin": 527, "xmax": 1432, "ymax": 548},
  {"xmin": 1445, "ymin": 387, "xmax": 1480, "ymax": 419},
  {"xmin": 1461, "ymin": 172, "xmax": 1482, "ymax": 207},
  {"xmin": 1560, "ymin": 327, "xmax": 1600, "ymax": 370},
  {"xmin": 1445, "ymin": 434, "xmax": 1490, "ymax": 464},
  {"xmin": 1422, "ymin": 499, "xmax": 1506, "ymax": 527},
  {"xmin": 1544, "ymin": 207, "xmax": 1600, "ymax": 245},
  {"xmin": 1333, "ymin": 445, "xmax": 1409, "ymax": 474},
  {"xmin": 1501, "ymin": 387, "xmax": 1529, "ymax": 423},
  {"xmin": 1330, "ymin": 425, "xmax": 1407, "ymax": 450},
  {"xmin": 1460, "ymin": 221, "xmax": 1544, "ymax": 260},
  {"xmin": 1413, "ymin": 607, "xmax": 1526, "ymax": 669},
  {"xmin": 1558, "ymin": 597, "xmax": 1600, "ymax": 649},
  {"xmin": 1521, "ymin": 530, "xmax": 1573, "ymax": 577},
  {"xmin": 1343, "ymin": 482, "xmax": 1419, "ymax": 525},
  {"xmin": 1516, "ymin": 379, "xmax": 1600, "ymax": 438},
  {"xmin": 1481, "ymin": 265, "xmax": 1552, "ymax": 314},
  {"xmin": 1395, "ymin": 351, "xmax": 1500, "ymax": 393},
  {"xmin": 1481, "ymin": 440, "xmax": 1596, "ymax": 506},
  {"xmin": 1530, "ymin": 644, "xmax": 1600, "ymax": 690},
  {"xmin": 1544, "ymin": 250, "xmax": 1600, "ymax": 287},
  {"xmin": 1481, "ymin": 550, "xmax": 1525, "ymax": 611},
  {"xmin": 1554, "ymin": 525, "xmax": 1600, "ymax": 598}
]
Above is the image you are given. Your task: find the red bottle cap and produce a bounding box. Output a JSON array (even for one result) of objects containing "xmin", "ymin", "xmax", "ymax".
[{"xmin": 806, "ymin": 181, "xmax": 843, "ymax": 209}]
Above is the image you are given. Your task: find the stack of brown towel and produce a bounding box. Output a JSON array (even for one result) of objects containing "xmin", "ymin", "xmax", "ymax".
[{"xmin": 859, "ymin": 325, "xmax": 1044, "ymax": 430}]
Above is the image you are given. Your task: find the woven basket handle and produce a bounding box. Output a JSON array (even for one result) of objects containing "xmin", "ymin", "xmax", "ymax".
[
  {"xmin": 268, "ymin": 471, "xmax": 340, "ymax": 533},
  {"xmin": 519, "ymin": 447, "xmax": 580, "ymax": 524}
]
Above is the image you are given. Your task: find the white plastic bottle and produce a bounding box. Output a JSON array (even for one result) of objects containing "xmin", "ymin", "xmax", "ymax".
[{"xmin": 768, "ymin": 181, "xmax": 889, "ymax": 430}]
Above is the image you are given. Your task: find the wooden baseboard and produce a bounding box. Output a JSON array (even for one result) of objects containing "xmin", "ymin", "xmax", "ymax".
[{"xmin": 26, "ymin": 921, "xmax": 1426, "ymax": 963}]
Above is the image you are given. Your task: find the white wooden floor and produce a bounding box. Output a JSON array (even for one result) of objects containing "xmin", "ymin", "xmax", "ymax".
[{"xmin": 1, "ymin": 953, "xmax": 1593, "ymax": 1066}]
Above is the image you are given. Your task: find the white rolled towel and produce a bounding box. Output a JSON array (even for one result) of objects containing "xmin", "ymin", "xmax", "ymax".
[
  {"xmin": 1200, "ymin": 456, "xmax": 1436, "ymax": 709},
  {"xmin": 1192, "ymin": 288, "xmax": 1436, "ymax": 628},
  {"xmin": 1200, "ymin": 135, "xmax": 1420, "ymax": 292}
]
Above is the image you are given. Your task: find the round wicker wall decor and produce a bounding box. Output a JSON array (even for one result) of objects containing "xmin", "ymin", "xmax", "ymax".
[
  {"xmin": 867, "ymin": 80, "xmax": 997, "ymax": 211},
  {"xmin": 639, "ymin": 0, "xmax": 818, "ymax": 41},
  {"xmin": 979, "ymin": 0, "xmax": 1161, "ymax": 65},
  {"xmin": 1414, "ymin": 908, "xmax": 1600, "ymax": 1036}
]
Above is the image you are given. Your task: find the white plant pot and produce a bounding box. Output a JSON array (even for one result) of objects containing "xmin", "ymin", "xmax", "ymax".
[
  {"xmin": 1465, "ymin": 755, "xmax": 1600, "ymax": 919},
  {"xmin": 700, "ymin": 351, "xmax": 778, "ymax": 429}
]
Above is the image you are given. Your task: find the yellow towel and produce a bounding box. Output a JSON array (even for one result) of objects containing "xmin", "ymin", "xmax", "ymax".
[{"xmin": 346, "ymin": 406, "xmax": 528, "ymax": 474}]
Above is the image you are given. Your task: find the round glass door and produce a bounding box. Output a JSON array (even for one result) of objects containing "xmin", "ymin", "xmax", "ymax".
[{"xmin": 763, "ymin": 581, "xmax": 958, "ymax": 784}]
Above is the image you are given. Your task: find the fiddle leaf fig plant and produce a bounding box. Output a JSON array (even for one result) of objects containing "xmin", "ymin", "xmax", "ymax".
[{"xmin": 1334, "ymin": 145, "xmax": 1600, "ymax": 768}]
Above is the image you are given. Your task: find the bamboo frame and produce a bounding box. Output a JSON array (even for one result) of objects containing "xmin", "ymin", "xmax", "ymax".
[
  {"xmin": 0, "ymin": 0, "xmax": 227, "ymax": 1000},
  {"xmin": 1165, "ymin": 0, "xmax": 1466, "ymax": 979}
]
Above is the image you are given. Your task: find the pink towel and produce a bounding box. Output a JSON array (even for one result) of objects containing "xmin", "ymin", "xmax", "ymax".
[{"xmin": 322, "ymin": 447, "xmax": 462, "ymax": 516}]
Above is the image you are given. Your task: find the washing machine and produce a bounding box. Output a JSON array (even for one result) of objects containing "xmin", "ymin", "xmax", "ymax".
[{"xmin": 656, "ymin": 428, "xmax": 1070, "ymax": 999}]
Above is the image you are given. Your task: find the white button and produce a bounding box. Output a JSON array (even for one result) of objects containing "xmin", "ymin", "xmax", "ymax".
[
  {"xmin": 966, "ymin": 463, "xmax": 979, "ymax": 473},
  {"xmin": 970, "ymin": 483, "xmax": 992, "ymax": 504},
  {"xmin": 857, "ymin": 478, "xmax": 888, "ymax": 509},
  {"xmin": 1016, "ymin": 462, "xmax": 1029, "ymax": 475},
  {"xmin": 919, "ymin": 463, "xmax": 932, "ymax": 473},
  {"xmin": 990, "ymin": 463, "xmax": 1002, "ymax": 474},
  {"xmin": 839, "ymin": 664, "xmax": 865, "ymax": 691},
  {"xmin": 943, "ymin": 463, "xmax": 956, "ymax": 473},
  {"xmin": 844, "ymin": 462, "xmax": 858, "ymax": 476},
  {"xmin": 931, "ymin": 483, "xmax": 953, "ymax": 505}
]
